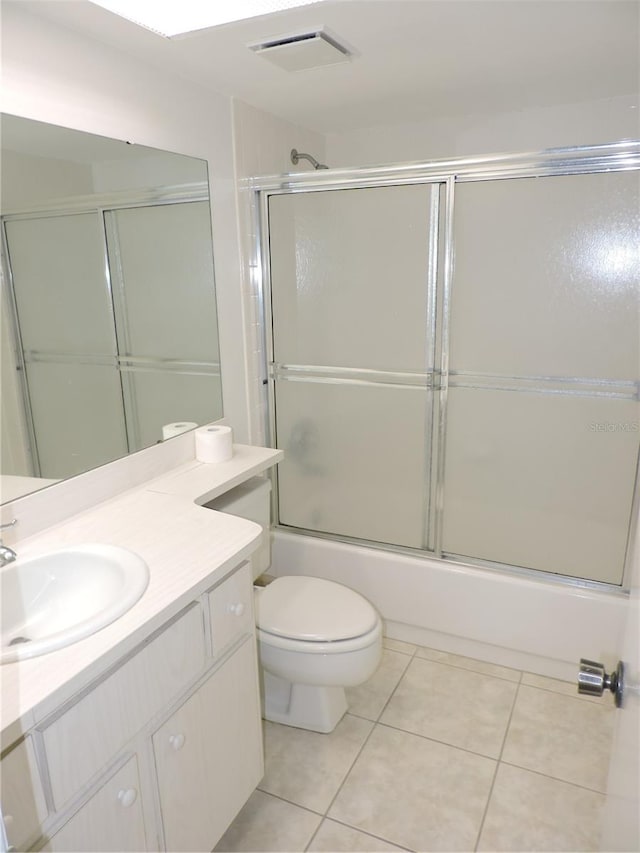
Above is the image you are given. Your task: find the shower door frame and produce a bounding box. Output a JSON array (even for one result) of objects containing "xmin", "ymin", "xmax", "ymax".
[
  {"xmin": 1, "ymin": 182, "xmax": 221, "ymax": 473},
  {"xmin": 251, "ymin": 141, "xmax": 640, "ymax": 593}
]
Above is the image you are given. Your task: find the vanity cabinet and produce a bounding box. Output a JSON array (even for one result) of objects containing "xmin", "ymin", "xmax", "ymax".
[
  {"xmin": 153, "ymin": 637, "xmax": 262, "ymax": 851},
  {"xmin": 2, "ymin": 560, "xmax": 262, "ymax": 852}
]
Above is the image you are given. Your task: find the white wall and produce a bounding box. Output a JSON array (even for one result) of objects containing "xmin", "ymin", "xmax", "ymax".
[
  {"xmin": 1, "ymin": 3, "xmax": 251, "ymax": 442},
  {"xmin": 232, "ymin": 98, "xmax": 325, "ymax": 443},
  {"xmin": 326, "ymin": 95, "xmax": 639, "ymax": 167}
]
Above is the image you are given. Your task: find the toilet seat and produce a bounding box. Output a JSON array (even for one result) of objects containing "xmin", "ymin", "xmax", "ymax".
[
  {"xmin": 255, "ymin": 576, "xmax": 380, "ymax": 643},
  {"xmin": 256, "ymin": 622, "xmax": 382, "ymax": 655}
]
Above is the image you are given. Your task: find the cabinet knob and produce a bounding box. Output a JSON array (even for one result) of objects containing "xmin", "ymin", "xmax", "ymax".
[
  {"xmin": 169, "ymin": 733, "xmax": 186, "ymax": 750},
  {"xmin": 227, "ymin": 602, "xmax": 245, "ymax": 617},
  {"xmin": 117, "ymin": 788, "xmax": 138, "ymax": 808}
]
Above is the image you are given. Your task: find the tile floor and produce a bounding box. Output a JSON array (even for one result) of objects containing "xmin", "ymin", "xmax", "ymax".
[{"xmin": 215, "ymin": 638, "xmax": 615, "ymax": 852}]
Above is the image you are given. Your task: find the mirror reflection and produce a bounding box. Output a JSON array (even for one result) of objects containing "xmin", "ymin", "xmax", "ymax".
[{"xmin": 1, "ymin": 115, "xmax": 223, "ymax": 503}]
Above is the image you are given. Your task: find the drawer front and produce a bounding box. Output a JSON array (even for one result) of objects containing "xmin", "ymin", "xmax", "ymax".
[
  {"xmin": 42, "ymin": 604, "xmax": 205, "ymax": 809},
  {"xmin": 1, "ymin": 736, "xmax": 48, "ymax": 851},
  {"xmin": 207, "ymin": 562, "xmax": 254, "ymax": 656},
  {"xmin": 43, "ymin": 756, "xmax": 147, "ymax": 853}
]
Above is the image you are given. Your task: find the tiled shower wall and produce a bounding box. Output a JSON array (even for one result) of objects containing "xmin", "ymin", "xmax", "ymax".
[{"xmin": 325, "ymin": 94, "xmax": 639, "ymax": 166}]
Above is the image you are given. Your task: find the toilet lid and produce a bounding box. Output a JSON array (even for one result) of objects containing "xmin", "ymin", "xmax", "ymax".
[{"xmin": 256, "ymin": 576, "xmax": 379, "ymax": 642}]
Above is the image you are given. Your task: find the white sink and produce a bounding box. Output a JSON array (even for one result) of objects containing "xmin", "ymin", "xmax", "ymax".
[{"xmin": 1, "ymin": 544, "xmax": 150, "ymax": 664}]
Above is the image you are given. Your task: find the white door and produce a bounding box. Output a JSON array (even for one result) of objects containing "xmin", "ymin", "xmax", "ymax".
[{"xmin": 601, "ymin": 508, "xmax": 640, "ymax": 850}]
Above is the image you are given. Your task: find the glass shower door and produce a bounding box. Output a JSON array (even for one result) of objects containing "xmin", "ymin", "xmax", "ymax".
[
  {"xmin": 5, "ymin": 213, "xmax": 128, "ymax": 478},
  {"xmin": 105, "ymin": 201, "xmax": 222, "ymax": 450},
  {"xmin": 264, "ymin": 162, "xmax": 638, "ymax": 585},
  {"xmin": 442, "ymin": 172, "xmax": 639, "ymax": 584},
  {"xmin": 268, "ymin": 184, "xmax": 441, "ymax": 548}
]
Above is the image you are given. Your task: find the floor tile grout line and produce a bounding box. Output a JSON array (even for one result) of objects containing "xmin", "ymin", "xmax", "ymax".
[
  {"xmin": 314, "ymin": 815, "xmax": 416, "ymax": 852},
  {"xmin": 473, "ymin": 670, "xmax": 523, "ymax": 852},
  {"xmin": 498, "ymin": 759, "xmax": 610, "ymax": 796},
  {"xmin": 256, "ymin": 718, "xmax": 374, "ymax": 853},
  {"xmin": 347, "ymin": 643, "xmax": 416, "ymax": 724},
  {"xmin": 302, "ymin": 817, "xmax": 323, "ymax": 851},
  {"xmin": 519, "ymin": 680, "xmax": 610, "ymax": 707},
  {"xmin": 497, "ymin": 669, "xmax": 524, "ymax": 761},
  {"xmin": 375, "ymin": 645, "xmax": 416, "ymax": 721},
  {"xmin": 252, "ymin": 784, "xmax": 327, "ymax": 851},
  {"xmin": 385, "ymin": 641, "xmax": 525, "ymax": 686},
  {"xmin": 322, "ymin": 715, "xmax": 378, "ymax": 814},
  {"xmin": 253, "ymin": 785, "xmax": 325, "ymax": 819},
  {"xmin": 374, "ymin": 719, "xmax": 507, "ymax": 763},
  {"xmin": 305, "ymin": 648, "xmax": 419, "ymax": 853},
  {"xmin": 384, "ymin": 639, "xmax": 419, "ymax": 657},
  {"xmin": 414, "ymin": 655, "xmax": 522, "ymax": 684},
  {"xmin": 249, "ymin": 787, "xmax": 414, "ymax": 852},
  {"xmin": 382, "ymin": 642, "xmax": 418, "ymax": 658},
  {"xmin": 404, "ymin": 653, "xmax": 528, "ymax": 694},
  {"xmin": 303, "ymin": 719, "xmax": 379, "ymax": 852}
]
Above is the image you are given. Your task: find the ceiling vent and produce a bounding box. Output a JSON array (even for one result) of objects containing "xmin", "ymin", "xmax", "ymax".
[{"xmin": 250, "ymin": 29, "xmax": 352, "ymax": 71}]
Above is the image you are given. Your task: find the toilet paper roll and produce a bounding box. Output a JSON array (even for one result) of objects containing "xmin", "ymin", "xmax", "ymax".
[
  {"xmin": 162, "ymin": 421, "xmax": 197, "ymax": 440},
  {"xmin": 195, "ymin": 425, "xmax": 233, "ymax": 463}
]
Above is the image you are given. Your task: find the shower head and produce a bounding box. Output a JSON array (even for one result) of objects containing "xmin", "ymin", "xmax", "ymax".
[{"xmin": 291, "ymin": 148, "xmax": 329, "ymax": 170}]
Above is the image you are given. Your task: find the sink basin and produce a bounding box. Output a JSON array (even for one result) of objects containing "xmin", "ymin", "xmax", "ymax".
[{"xmin": 1, "ymin": 544, "xmax": 150, "ymax": 664}]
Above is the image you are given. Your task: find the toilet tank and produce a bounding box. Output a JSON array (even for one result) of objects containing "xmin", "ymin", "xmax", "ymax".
[{"xmin": 204, "ymin": 477, "xmax": 272, "ymax": 579}]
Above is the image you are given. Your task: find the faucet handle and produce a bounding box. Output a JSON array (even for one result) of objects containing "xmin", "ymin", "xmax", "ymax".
[{"xmin": 0, "ymin": 519, "xmax": 17, "ymax": 530}]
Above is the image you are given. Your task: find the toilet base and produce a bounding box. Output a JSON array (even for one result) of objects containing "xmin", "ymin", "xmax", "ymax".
[{"xmin": 262, "ymin": 670, "xmax": 348, "ymax": 733}]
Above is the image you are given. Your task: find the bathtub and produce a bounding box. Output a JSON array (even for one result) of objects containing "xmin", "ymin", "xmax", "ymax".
[{"xmin": 271, "ymin": 530, "xmax": 626, "ymax": 682}]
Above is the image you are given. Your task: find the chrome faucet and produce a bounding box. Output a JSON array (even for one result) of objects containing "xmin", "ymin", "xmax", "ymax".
[{"xmin": 0, "ymin": 519, "xmax": 17, "ymax": 567}]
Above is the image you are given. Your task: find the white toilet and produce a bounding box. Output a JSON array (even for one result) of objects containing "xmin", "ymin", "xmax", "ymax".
[{"xmin": 206, "ymin": 478, "xmax": 382, "ymax": 733}]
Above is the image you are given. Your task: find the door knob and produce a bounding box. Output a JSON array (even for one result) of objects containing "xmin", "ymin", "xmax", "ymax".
[{"xmin": 578, "ymin": 659, "xmax": 624, "ymax": 707}]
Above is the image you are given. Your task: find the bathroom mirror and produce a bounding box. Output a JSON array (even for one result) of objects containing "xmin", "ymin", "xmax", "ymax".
[{"xmin": 0, "ymin": 114, "xmax": 223, "ymax": 503}]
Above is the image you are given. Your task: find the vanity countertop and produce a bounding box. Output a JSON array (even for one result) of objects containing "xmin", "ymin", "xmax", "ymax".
[{"xmin": 1, "ymin": 444, "xmax": 283, "ymax": 744}]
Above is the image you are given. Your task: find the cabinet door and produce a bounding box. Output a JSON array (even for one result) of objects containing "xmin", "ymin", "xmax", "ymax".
[
  {"xmin": 153, "ymin": 638, "xmax": 263, "ymax": 852},
  {"xmin": 42, "ymin": 756, "xmax": 147, "ymax": 852},
  {"xmin": 1, "ymin": 736, "xmax": 48, "ymax": 851}
]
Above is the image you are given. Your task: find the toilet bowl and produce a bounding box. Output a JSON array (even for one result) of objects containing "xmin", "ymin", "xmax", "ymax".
[
  {"xmin": 205, "ymin": 479, "xmax": 383, "ymax": 733},
  {"xmin": 255, "ymin": 575, "xmax": 382, "ymax": 732}
]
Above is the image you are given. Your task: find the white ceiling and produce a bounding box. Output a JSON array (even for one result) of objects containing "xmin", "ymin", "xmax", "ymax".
[{"xmin": 13, "ymin": 0, "xmax": 640, "ymax": 134}]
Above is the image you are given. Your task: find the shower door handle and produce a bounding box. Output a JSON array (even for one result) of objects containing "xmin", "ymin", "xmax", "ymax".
[{"xmin": 578, "ymin": 658, "xmax": 624, "ymax": 707}]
